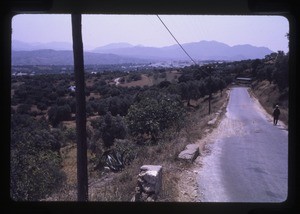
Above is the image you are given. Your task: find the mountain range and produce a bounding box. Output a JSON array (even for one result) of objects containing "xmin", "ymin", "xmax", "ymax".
[
  {"xmin": 12, "ymin": 49, "xmax": 150, "ymax": 65},
  {"xmin": 12, "ymin": 40, "xmax": 273, "ymax": 65}
]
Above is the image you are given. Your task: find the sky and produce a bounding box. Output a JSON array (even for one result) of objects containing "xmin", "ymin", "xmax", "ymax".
[{"xmin": 12, "ymin": 14, "xmax": 289, "ymax": 53}]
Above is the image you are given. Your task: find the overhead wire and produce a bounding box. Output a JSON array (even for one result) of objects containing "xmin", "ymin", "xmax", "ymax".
[
  {"xmin": 156, "ymin": 15, "xmax": 198, "ymax": 65},
  {"xmin": 156, "ymin": 14, "xmax": 214, "ymax": 77},
  {"xmin": 156, "ymin": 14, "xmax": 213, "ymax": 114}
]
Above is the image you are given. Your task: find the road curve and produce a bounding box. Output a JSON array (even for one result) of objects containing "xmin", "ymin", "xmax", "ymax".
[{"xmin": 196, "ymin": 87, "xmax": 288, "ymax": 202}]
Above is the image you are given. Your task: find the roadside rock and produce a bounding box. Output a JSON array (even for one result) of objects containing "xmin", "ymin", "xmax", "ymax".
[
  {"xmin": 131, "ymin": 165, "xmax": 162, "ymax": 202},
  {"xmin": 178, "ymin": 144, "xmax": 200, "ymax": 162},
  {"xmin": 207, "ymin": 117, "xmax": 217, "ymax": 125}
]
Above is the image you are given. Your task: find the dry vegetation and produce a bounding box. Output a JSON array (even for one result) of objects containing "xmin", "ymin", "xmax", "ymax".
[
  {"xmin": 119, "ymin": 74, "xmax": 153, "ymax": 87},
  {"xmin": 44, "ymin": 87, "xmax": 230, "ymax": 202},
  {"xmin": 118, "ymin": 70, "xmax": 180, "ymax": 88},
  {"xmin": 44, "ymin": 79, "xmax": 288, "ymax": 202},
  {"xmin": 12, "ymin": 52, "xmax": 289, "ymax": 202},
  {"xmin": 18, "ymin": 71, "xmax": 288, "ymax": 202},
  {"xmin": 250, "ymin": 80, "xmax": 288, "ymax": 127}
]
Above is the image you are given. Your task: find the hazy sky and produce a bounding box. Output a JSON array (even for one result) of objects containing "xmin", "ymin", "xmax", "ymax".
[{"xmin": 12, "ymin": 14, "xmax": 289, "ymax": 53}]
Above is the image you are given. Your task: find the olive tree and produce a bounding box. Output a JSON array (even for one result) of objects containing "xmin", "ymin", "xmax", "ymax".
[
  {"xmin": 126, "ymin": 94, "xmax": 185, "ymax": 144},
  {"xmin": 10, "ymin": 114, "xmax": 66, "ymax": 201},
  {"xmin": 91, "ymin": 112, "xmax": 127, "ymax": 147}
]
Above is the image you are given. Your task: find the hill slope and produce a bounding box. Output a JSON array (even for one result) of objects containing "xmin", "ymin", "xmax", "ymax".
[
  {"xmin": 11, "ymin": 49, "xmax": 151, "ymax": 65},
  {"xmin": 12, "ymin": 40, "xmax": 274, "ymax": 65},
  {"xmin": 93, "ymin": 40, "xmax": 273, "ymax": 61}
]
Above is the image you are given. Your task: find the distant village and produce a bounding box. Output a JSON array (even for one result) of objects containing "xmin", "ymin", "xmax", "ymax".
[{"xmin": 11, "ymin": 60, "xmax": 225, "ymax": 76}]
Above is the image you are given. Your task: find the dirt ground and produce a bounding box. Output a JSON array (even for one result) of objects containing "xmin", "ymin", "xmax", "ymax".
[
  {"xmin": 176, "ymin": 90, "xmax": 230, "ymax": 202},
  {"xmin": 46, "ymin": 86, "xmax": 285, "ymax": 202},
  {"xmin": 175, "ymin": 87, "xmax": 288, "ymax": 202}
]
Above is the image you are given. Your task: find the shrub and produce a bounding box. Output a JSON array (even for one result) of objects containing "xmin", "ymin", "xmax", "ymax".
[
  {"xmin": 126, "ymin": 93, "xmax": 185, "ymax": 144},
  {"xmin": 91, "ymin": 112, "xmax": 127, "ymax": 147},
  {"xmin": 10, "ymin": 114, "xmax": 66, "ymax": 201},
  {"xmin": 48, "ymin": 104, "xmax": 72, "ymax": 127}
]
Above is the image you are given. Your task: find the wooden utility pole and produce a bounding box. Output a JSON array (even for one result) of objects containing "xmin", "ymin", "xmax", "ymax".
[{"xmin": 71, "ymin": 14, "xmax": 88, "ymax": 201}]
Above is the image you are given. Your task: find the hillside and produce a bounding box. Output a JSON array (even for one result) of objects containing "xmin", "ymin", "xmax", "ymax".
[
  {"xmin": 10, "ymin": 51, "xmax": 288, "ymax": 202},
  {"xmin": 93, "ymin": 40, "xmax": 273, "ymax": 61},
  {"xmin": 11, "ymin": 49, "xmax": 151, "ymax": 65},
  {"xmin": 11, "ymin": 40, "xmax": 274, "ymax": 65},
  {"xmin": 250, "ymin": 80, "xmax": 288, "ymax": 127}
]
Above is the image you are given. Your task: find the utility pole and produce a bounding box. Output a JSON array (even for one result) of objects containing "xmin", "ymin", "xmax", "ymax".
[{"xmin": 71, "ymin": 14, "xmax": 88, "ymax": 201}]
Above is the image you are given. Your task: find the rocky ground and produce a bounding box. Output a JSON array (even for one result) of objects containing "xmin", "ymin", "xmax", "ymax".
[
  {"xmin": 176, "ymin": 90, "xmax": 230, "ymax": 202},
  {"xmin": 175, "ymin": 87, "xmax": 288, "ymax": 202}
]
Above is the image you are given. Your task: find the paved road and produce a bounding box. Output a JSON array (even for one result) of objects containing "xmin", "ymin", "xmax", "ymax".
[{"xmin": 197, "ymin": 87, "xmax": 288, "ymax": 202}]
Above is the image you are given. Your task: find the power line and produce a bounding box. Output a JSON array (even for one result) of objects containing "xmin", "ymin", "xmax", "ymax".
[
  {"xmin": 157, "ymin": 15, "xmax": 213, "ymax": 115},
  {"xmin": 156, "ymin": 15, "xmax": 197, "ymax": 65}
]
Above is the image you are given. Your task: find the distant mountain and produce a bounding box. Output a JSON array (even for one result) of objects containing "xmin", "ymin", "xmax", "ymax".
[
  {"xmin": 11, "ymin": 49, "xmax": 151, "ymax": 65},
  {"xmin": 12, "ymin": 40, "xmax": 73, "ymax": 51},
  {"xmin": 93, "ymin": 42, "xmax": 134, "ymax": 51},
  {"xmin": 11, "ymin": 40, "xmax": 274, "ymax": 65},
  {"xmin": 92, "ymin": 40, "xmax": 273, "ymax": 61}
]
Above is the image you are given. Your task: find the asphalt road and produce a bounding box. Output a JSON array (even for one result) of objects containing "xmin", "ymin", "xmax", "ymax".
[{"xmin": 197, "ymin": 87, "xmax": 288, "ymax": 202}]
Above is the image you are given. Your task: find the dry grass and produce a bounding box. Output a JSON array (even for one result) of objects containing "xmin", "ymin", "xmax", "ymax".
[
  {"xmin": 250, "ymin": 80, "xmax": 288, "ymax": 127},
  {"xmin": 151, "ymin": 70, "xmax": 181, "ymax": 85},
  {"xmin": 119, "ymin": 74, "xmax": 153, "ymax": 87},
  {"xmin": 89, "ymin": 92, "xmax": 101, "ymax": 99},
  {"xmin": 46, "ymin": 88, "xmax": 230, "ymax": 202},
  {"xmin": 118, "ymin": 70, "xmax": 181, "ymax": 88},
  {"xmin": 61, "ymin": 120, "xmax": 76, "ymax": 129},
  {"xmin": 60, "ymin": 144, "xmax": 78, "ymax": 185},
  {"xmin": 86, "ymin": 77, "xmax": 96, "ymax": 87}
]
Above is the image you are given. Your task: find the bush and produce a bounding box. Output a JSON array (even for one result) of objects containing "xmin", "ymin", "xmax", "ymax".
[
  {"xmin": 10, "ymin": 114, "xmax": 66, "ymax": 201},
  {"xmin": 48, "ymin": 104, "xmax": 72, "ymax": 127},
  {"xmin": 126, "ymin": 93, "xmax": 185, "ymax": 143},
  {"xmin": 91, "ymin": 112, "xmax": 127, "ymax": 147},
  {"xmin": 16, "ymin": 104, "xmax": 31, "ymax": 114}
]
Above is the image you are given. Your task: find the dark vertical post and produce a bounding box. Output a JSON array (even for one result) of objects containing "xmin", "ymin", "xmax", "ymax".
[
  {"xmin": 71, "ymin": 14, "xmax": 88, "ymax": 201},
  {"xmin": 2, "ymin": 11, "xmax": 11, "ymax": 200}
]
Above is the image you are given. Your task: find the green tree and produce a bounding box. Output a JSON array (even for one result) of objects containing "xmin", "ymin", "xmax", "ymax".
[
  {"xmin": 274, "ymin": 51, "xmax": 289, "ymax": 90},
  {"xmin": 91, "ymin": 112, "xmax": 127, "ymax": 147},
  {"xmin": 251, "ymin": 59, "xmax": 262, "ymax": 77},
  {"xmin": 10, "ymin": 114, "xmax": 66, "ymax": 201},
  {"xmin": 97, "ymin": 99, "xmax": 109, "ymax": 116},
  {"xmin": 178, "ymin": 81, "xmax": 202, "ymax": 106},
  {"xmin": 126, "ymin": 94, "xmax": 185, "ymax": 143},
  {"xmin": 48, "ymin": 104, "xmax": 72, "ymax": 127},
  {"xmin": 16, "ymin": 104, "xmax": 31, "ymax": 115}
]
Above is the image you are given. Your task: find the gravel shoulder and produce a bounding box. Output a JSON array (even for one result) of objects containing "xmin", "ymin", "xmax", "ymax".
[
  {"xmin": 176, "ymin": 88, "xmax": 230, "ymax": 202},
  {"xmin": 176, "ymin": 86, "xmax": 288, "ymax": 202}
]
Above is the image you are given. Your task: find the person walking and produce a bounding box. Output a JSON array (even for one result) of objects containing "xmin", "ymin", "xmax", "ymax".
[{"xmin": 273, "ymin": 105, "xmax": 281, "ymax": 125}]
